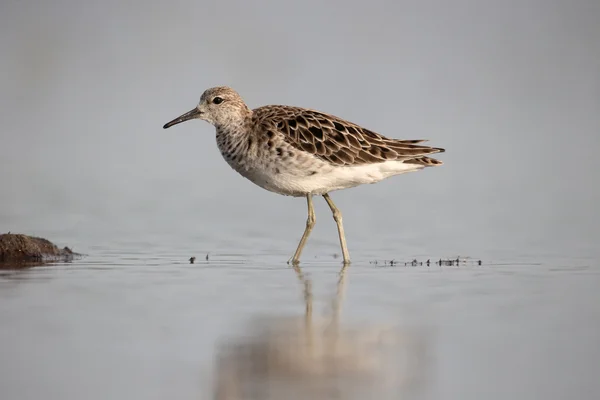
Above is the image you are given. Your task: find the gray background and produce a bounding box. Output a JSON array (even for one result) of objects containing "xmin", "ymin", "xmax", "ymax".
[
  {"xmin": 2, "ymin": 0, "xmax": 599, "ymax": 258},
  {"xmin": 1, "ymin": 1, "xmax": 600, "ymax": 400}
]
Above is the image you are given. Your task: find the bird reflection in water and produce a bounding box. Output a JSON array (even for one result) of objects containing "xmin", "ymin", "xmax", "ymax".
[{"xmin": 212, "ymin": 265, "xmax": 430, "ymax": 399}]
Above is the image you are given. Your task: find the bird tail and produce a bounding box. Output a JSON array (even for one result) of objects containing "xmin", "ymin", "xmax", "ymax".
[
  {"xmin": 404, "ymin": 155, "xmax": 444, "ymax": 166},
  {"xmin": 387, "ymin": 139, "xmax": 445, "ymax": 166}
]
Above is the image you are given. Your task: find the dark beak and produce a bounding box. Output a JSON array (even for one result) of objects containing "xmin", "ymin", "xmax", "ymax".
[{"xmin": 163, "ymin": 108, "xmax": 203, "ymax": 129}]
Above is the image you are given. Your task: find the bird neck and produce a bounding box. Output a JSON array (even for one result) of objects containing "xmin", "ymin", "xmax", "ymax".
[{"xmin": 215, "ymin": 109, "xmax": 252, "ymax": 138}]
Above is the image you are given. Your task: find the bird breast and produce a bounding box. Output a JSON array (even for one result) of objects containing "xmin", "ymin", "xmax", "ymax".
[{"xmin": 215, "ymin": 129, "xmax": 335, "ymax": 196}]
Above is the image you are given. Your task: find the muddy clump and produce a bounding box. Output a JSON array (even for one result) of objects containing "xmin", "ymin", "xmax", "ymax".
[{"xmin": 0, "ymin": 233, "xmax": 80, "ymax": 266}]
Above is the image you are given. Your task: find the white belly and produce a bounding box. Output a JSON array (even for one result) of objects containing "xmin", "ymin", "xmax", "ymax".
[{"xmin": 232, "ymin": 159, "xmax": 425, "ymax": 197}]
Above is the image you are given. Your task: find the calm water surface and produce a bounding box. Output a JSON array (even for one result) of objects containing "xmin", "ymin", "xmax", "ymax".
[
  {"xmin": 2, "ymin": 0, "xmax": 600, "ymax": 398},
  {"xmin": 1, "ymin": 234, "xmax": 599, "ymax": 400}
]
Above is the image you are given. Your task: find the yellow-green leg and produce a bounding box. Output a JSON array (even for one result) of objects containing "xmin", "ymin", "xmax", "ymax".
[
  {"xmin": 288, "ymin": 194, "xmax": 316, "ymax": 265},
  {"xmin": 323, "ymin": 193, "xmax": 351, "ymax": 265}
]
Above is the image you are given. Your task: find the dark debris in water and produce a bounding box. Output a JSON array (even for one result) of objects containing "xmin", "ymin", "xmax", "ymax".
[
  {"xmin": 187, "ymin": 254, "xmax": 209, "ymax": 264},
  {"xmin": 370, "ymin": 257, "xmax": 483, "ymax": 267},
  {"xmin": 183, "ymin": 253, "xmax": 483, "ymax": 267}
]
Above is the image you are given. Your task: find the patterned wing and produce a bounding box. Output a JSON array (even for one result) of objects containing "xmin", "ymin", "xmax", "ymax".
[{"xmin": 253, "ymin": 106, "xmax": 444, "ymax": 166}]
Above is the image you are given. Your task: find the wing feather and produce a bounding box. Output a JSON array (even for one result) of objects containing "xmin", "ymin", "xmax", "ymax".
[{"xmin": 252, "ymin": 106, "xmax": 444, "ymax": 166}]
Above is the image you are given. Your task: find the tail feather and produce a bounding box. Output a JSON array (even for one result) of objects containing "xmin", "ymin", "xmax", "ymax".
[
  {"xmin": 404, "ymin": 155, "xmax": 444, "ymax": 166},
  {"xmin": 395, "ymin": 139, "xmax": 429, "ymax": 144},
  {"xmin": 385, "ymin": 139, "xmax": 445, "ymax": 164}
]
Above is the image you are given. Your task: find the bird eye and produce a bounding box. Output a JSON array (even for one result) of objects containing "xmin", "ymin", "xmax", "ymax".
[{"xmin": 213, "ymin": 97, "xmax": 224, "ymax": 104}]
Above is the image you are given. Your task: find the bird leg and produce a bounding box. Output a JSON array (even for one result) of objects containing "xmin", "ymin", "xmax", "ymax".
[
  {"xmin": 323, "ymin": 193, "xmax": 351, "ymax": 265},
  {"xmin": 288, "ymin": 194, "xmax": 316, "ymax": 265}
]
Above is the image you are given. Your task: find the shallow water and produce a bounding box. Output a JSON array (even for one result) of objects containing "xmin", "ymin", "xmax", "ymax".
[
  {"xmin": 1, "ymin": 236, "xmax": 598, "ymax": 400},
  {"xmin": 2, "ymin": 0, "xmax": 600, "ymax": 398}
]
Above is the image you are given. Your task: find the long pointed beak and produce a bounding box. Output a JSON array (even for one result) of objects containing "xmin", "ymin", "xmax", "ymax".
[{"xmin": 163, "ymin": 108, "xmax": 203, "ymax": 129}]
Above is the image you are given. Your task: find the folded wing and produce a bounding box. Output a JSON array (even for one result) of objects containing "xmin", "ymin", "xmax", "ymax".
[{"xmin": 253, "ymin": 106, "xmax": 445, "ymax": 167}]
